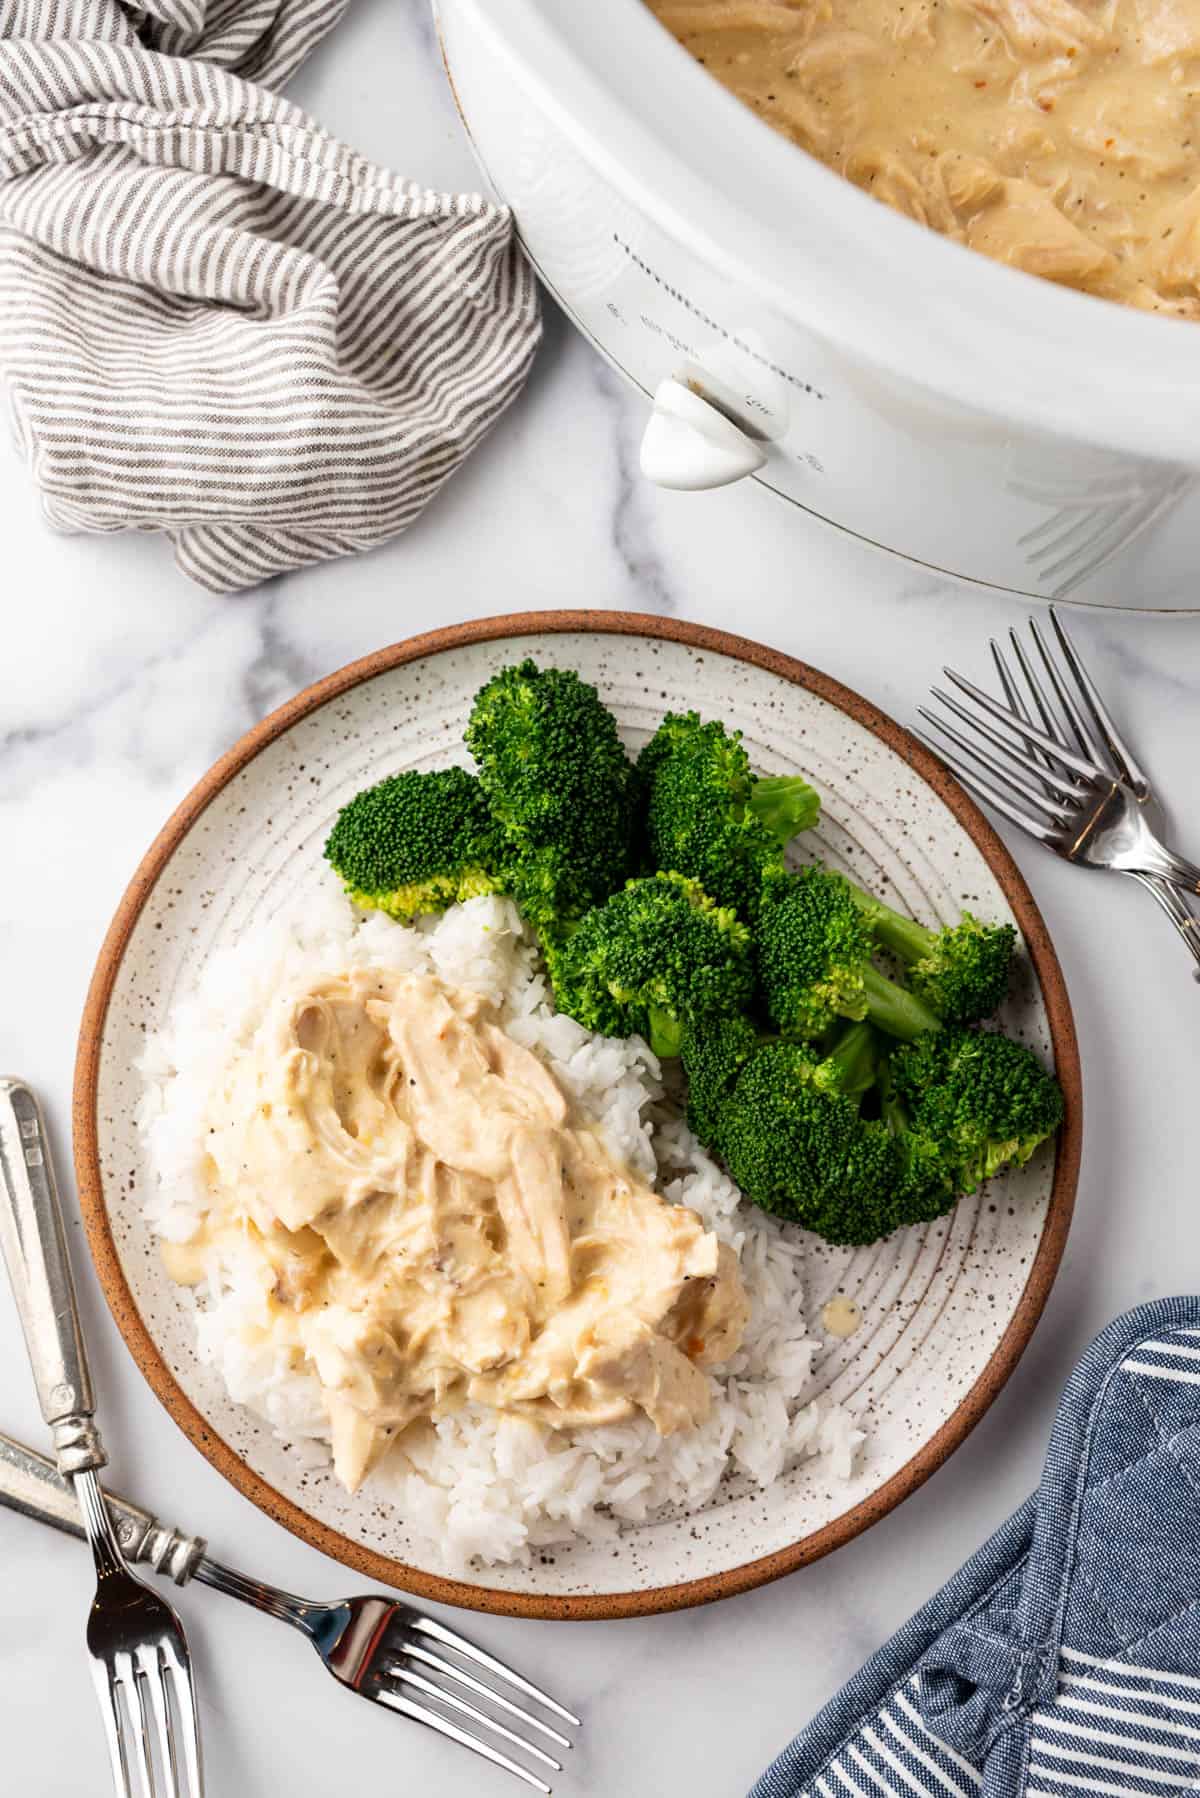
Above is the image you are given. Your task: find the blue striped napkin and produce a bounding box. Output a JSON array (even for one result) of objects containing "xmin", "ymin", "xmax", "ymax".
[{"xmin": 753, "ymin": 1297, "xmax": 1200, "ymax": 1798}]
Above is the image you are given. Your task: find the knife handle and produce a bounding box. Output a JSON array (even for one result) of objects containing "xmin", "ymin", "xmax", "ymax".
[
  {"xmin": 0, "ymin": 1430, "xmax": 206, "ymax": 1585},
  {"xmin": 0, "ymin": 1078, "xmax": 105, "ymax": 1474}
]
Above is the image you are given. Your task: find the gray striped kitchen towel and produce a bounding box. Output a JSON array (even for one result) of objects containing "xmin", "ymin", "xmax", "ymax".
[{"xmin": 0, "ymin": 0, "xmax": 541, "ymax": 592}]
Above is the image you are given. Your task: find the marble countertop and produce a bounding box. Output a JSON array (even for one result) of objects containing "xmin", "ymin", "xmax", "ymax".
[{"xmin": 3, "ymin": 3, "xmax": 1200, "ymax": 1793}]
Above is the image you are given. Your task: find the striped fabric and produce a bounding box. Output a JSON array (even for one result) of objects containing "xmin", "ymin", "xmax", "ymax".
[
  {"xmin": 803, "ymin": 1655, "xmax": 1200, "ymax": 1798},
  {"xmin": 0, "ymin": 0, "xmax": 541, "ymax": 591},
  {"xmin": 809, "ymin": 1674, "xmax": 983, "ymax": 1798},
  {"xmin": 1028, "ymin": 1650, "xmax": 1200, "ymax": 1796},
  {"xmin": 1123, "ymin": 1338, "xmax": 1200, "ymax": 1386},
  {"xmin": 756, "ymin": 1302, "xmax": 1200, "ymax": 1798}
]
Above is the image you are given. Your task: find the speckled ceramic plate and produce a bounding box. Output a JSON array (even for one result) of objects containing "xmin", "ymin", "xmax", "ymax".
[{"xmin": 74, "ymin": 613, "xmax": 1080, "ymax": 1620}]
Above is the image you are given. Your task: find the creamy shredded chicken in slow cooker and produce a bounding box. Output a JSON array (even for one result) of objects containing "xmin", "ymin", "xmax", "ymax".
[
  {"xmin": 649, "ymin": 0, "xmax": 1200, "ymax": 315},
  {"xmin": 165, "ymin": 967, "xmax": 748, "ymax": 1493}
]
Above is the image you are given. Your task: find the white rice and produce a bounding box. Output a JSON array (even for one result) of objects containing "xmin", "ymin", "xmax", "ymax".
[{"xmin": 136, "ymin": 887, "xmax": 866, "ymax": 1573}]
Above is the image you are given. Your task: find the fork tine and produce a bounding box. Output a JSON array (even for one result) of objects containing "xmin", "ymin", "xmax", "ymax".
[
  {"xmin": 990, "ymin": 638, "xmax": 1025, "ymax": 717},
  {"xmin": 941, "ymin": 667, "xmax": 1109, "ymax": 782},
  {"xmin": 1028, "ymin": 615, "xmax": 1109, "ymax": 768},
  {"xmin": 991, "ymin": 640, "xmax": 1053, "ymax": 759},
  {"xmin": 376, "ymin": 1687, "xmax": 552, "ymax": 1793},
  {"xmin": 91, "ymin": 1661, "xmax": 133, "ymax": 1798},
  {"xmin": 915, "ymin": 722, "xmax": 1057, "ymax": 844},
  {"xmin": 1048, "ymin": 605, "xmax": 1150, "ymax": 794},
  {"xmin": 410, "ymin": 1617, "xmax": 581, "ymax": 1728},
  {"xmin": 114, "ymin": 1654, "xmax": 155, "ymax": 1798},
  {"xmin": 397, "ymin": 1642, "xmax": 571, "ymax": 1749},
  {"xmin": 390, "ymin": 1664, "xmax": 562, "ymax": 1772},
  {"xmin": 137, "ymin": 1647, "xmax": 179, "ymax": 1798},
  {"xmin": 926, "ymin": 693, "xmax": 1079, "ymax": 822},
  {"xmin": 161, "ymin": 1637, "xmax": 204, "ymax": 1798},
  {"xmin": 990, "ymin": 641, "xmax": 1061, "ymax": 795},
  {"xmin": 1006, "ymin": 628, "xmax": 1066, "ymax": 753}
]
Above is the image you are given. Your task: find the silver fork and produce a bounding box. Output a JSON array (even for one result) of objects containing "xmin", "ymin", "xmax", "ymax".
[
  {"xmin": 0, "ymin": 1432, "xmax": 580, "ymax": 1794},
  {"xmin": 986, "ymin": 614, "xmax": 1200, "ymax": 978},
  {"xmin": 918, "ymin": 609, "xmax": 1200, "ymax": 973},
  {"xmin": 922, "ymin": 621, "xmax": 1200, "ymax": 892},
  {"xmin": 0, "ymin": 1079, "xmax": 203, "ymax": 1798}
]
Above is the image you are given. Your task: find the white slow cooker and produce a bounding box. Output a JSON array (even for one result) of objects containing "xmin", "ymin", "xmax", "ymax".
[{"xmin": 435, "ymin": 0, "xmax": 1200, "ymax": 609}]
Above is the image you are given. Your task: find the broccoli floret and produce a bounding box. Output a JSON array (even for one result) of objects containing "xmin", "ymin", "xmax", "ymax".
[
  {"xmin": 637, "ymin": 713, "xmax": 819, "ymax": 922},
  {"xmin": 324, "ymin": 767, "xmax": 502, "ymax": 921},
  {"xmin": 877, "ymin": 1057, "xmax": 959, "ymax": 1225},
  {"xmin": 683, "ymin": 1013, "xmax": 1061, "ymax": 1244},
  {"xmin": 888, "ymin": 1026, "xmax": 1064, "ymax": 1194},
  {"xmin": 848, "ymin": 888, "xmax": 1016, "ymax": 1024},
  {"xmin": 680, "ymin": 1013, "xmax": 762, "ymax": 1151},
  {"xmin": 465, "ymin": 660, "xmax": 637, "ymax": 933},
  {"xmin": 717, "ymin": 1027, "xmax": 905, "ymax": 1245},
  {"xmin": 758, "ymin": 868, "xmax": 942, "ymax": 1042},
  {"xmin": 679, "ymin": 1010, "xmax": 876, "ymax": 1163},
  {"xmin": 547, "ymin": 873, "xmax": 754, "ymax": 1059}
]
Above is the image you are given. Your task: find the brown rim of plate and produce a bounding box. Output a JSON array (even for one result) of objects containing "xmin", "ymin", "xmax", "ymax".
[{"xmin": 73, "ymin": 610, "xmax": 1081, "ymax": 1623}]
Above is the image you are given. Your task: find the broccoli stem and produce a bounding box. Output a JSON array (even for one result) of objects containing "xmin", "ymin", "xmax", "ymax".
[
  {"xmin": 861, "ymin": 965, "xmax": 941, "ymax": 1042},
  {"xmin": 646, "ymin": 1005, "xmax": 685, "ymax": 1061},
  {"xmin": 748, "ymin": 776, "xmax": 820, "ymax": 846},
  {"xmin": 846, "ymin": 884, "xmax": 936, "ymax": 967},
  {"xmin": 876, "ymin": 1057, "xmax": 906, "ymax": 1134},
  {"xmin": 822, "ymin": 1020, "xmax": 879, "ymax": 1097}
]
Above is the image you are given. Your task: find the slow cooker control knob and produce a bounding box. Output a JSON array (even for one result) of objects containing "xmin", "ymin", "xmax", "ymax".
[{"xmin": 639, "ymin": 378, "xmax": 768, "ymax": 490}]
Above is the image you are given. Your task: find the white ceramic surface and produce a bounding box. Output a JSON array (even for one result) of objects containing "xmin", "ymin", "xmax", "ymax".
[
  {"xmin": 88, "ymin": 626, "xmax": 1065, "ymax": 1605},
  {"xmin": 436, "ymin": 0, "xmax": 1200, "ymax": 607}
]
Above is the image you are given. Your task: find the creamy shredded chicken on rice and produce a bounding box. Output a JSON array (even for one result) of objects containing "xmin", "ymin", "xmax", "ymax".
[{"xmin": 168, "ymin": 966, "xmax": 748, "ymax": 1494}]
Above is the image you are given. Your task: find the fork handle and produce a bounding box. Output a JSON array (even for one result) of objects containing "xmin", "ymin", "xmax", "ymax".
[
  {"xmin": 1140, "ymin": 844, "xmax": 1200, "ymax": 896},
  {"xmin": 1128, "ymin": 874, "xmax": 1200, "ymax": 980},
  {"xmin": 0, "ymin": 1430, "xmax": 206, "ymax": 1584},
  {"xmin": 0, "ymin": 1079, "xmax": 106, "ymax": 1475}
]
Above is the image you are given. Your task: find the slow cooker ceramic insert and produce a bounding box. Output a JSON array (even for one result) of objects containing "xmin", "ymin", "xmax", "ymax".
[{"xmin": 435, "ymin": 0, "xmax": 1200, "ymax": 609}]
